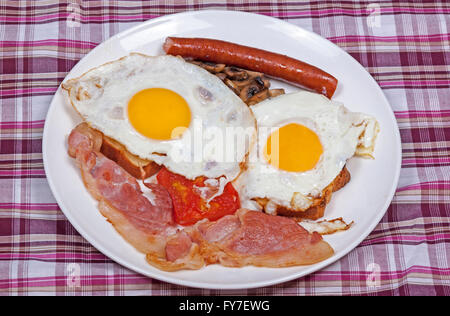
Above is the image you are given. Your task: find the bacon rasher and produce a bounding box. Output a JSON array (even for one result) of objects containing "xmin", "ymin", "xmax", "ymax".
[
  {"xmin": 68, "ymin": 125, "xmax": 176, "ymax": 255},
  {"xmin": 190, "ymin": 209, "xmax": 334, "ymax": 268}
]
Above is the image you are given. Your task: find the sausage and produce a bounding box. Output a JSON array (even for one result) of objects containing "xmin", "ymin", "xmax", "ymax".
[{"xmin": 163, "ymin": 37, "xmax": 338, "ymax": 99}]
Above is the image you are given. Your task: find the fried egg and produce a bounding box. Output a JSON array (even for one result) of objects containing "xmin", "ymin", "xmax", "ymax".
[
  {"xmin": 234, "ymin": 90, "xmax": 379, "ymax": 213},
  {"xmin": 62, "ymin": 53, "xmax": 256, "ymax": 181}
]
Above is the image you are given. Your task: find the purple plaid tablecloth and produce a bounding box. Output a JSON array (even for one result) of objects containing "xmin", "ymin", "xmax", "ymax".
[{"xmin": 1, "ymin": 0, "xmax": 449, "ymax": 295}]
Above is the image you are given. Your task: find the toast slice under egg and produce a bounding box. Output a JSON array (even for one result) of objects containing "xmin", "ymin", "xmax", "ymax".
[
  {"xmin": 100, "ymin": 135, "xmax": 161, "ymax": 179},
  {"xmin": 253, "ymin": 166, "xmax": 351, "ymax": 220},
  {"xmin": 69, "ymin": 123, "xmax": 161, "ymax": 180}
]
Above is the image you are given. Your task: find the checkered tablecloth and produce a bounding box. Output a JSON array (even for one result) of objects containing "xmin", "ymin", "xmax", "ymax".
[{"xmin": 1, "ymin": 0, "xmax": 449, "ymax": 295}]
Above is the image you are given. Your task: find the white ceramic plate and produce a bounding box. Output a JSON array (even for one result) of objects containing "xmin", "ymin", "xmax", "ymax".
[{"xmin": 43, "ymin": 10, "xmax": 401, "ymax": 289}]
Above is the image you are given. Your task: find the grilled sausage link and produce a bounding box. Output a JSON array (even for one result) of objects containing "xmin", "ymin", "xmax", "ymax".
[{"xmin": 163, "ymin": 37, "xmax": 338, "ymax": 99}]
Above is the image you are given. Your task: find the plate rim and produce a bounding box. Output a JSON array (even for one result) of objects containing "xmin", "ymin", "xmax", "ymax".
[{"xmin": 42, "ymin": 9, "xmax": 402, "ymax": 290}]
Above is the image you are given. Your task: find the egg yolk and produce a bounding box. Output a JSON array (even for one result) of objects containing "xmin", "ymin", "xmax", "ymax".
[
  {"xmin": 128, "ymin": 88, "xmax": 191, "ymax": 140},
  {"xmin": 264, "ymin": 123, "xmax": 323, "ymax": 172}
]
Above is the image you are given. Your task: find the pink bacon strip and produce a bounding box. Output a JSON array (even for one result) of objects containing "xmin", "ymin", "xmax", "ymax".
[
  {"xmin": 68, "ymin": 124, "xmax": 177, "ymax": 257},
  {"xmin": 191, "ymin": 209, "xmax": 334, "ymax": 268}
]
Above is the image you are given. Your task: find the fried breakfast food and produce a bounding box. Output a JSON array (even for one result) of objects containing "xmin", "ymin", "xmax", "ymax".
[
  {"xmin": 187, "ymin": 208, "xmax": 333, "ymax": 268},
  {"xmin": 252, "ymin": 166, "xmax": 351, "ymax": 220},
  {"xmin": 62, "ymin": 53, "xmax": 256, "ymax": 183},
  {"xmin": 234, "ymin": 91, "xmax": 379, "ymax": 218},
  {"xmin": 156, "ymin": 167, "xmax": 241, "ymax": 225},
  {"xmin": 164, "ymin": 37, "xmax": 338, "ymax": 98},
  {"xmin": 69, "ymin": 122, "xmax": 161, "ymax": 180},
  {"xmin": 62, "ymin": 37, "xmax": 380, "ymax": 272},
  {"xmin": 68, "ymin": 125, "xmax": 176, "ymax": 256},
  {"xmin": 68, "ymin": 125, "xmax": 334, "ymax": 271}
]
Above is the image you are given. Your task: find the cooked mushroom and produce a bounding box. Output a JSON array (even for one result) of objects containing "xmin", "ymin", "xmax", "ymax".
[
  {"xmin": 186, "ymin": 58, "xmax": 277, "ymax": 106},
  {"xmin": 253, "ymin": 76, "xmax": 270, "ymax": 89},
  {"xmin": 224, "ymin": 78, "xmax": 241, "ymax": 95},
  {"xmin": 190, "ymin": 60, "xmax": 226, "ymax": 73},
  {"xmin": 231, "ymin": 77, "xmax": 255, "ymax": 89},
  {"xmin": 231, "ymin": 75, "xmax": 269, "ymax": 90},
  {"xmin": 247, "ymin": 89, "xmax": 270, "ymax": 105},
  {"xmin": 239, "ymin": 83, "xmax": 263, "ymax": 103},
  {"xmin": 215, "ymin": 73, "xmax": 227, "ymax": 81},
  {"xmin": 268, "ymin": 88, "xmax": 285, "ymax": 98},
  {"xmin": 245, "ymin": 69, "xmax": 264, "ymax": 78},
  {"xmin": 223, "ymin": 66, "xmax": 248, "ymax": 80}
]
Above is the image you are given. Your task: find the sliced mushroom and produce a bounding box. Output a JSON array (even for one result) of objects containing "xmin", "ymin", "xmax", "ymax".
[
  {"xmin": 224, "ymin": 78, "xmax": 241, "ymax": 95},
  {"xmin": 190, "ymin": 60, "xmax": 226, "ymax": 73},
  {"xmin": 231, "ymin": 77, "xmax": 255, "ymax": 89},
  {"xmin": 215, "ymin": 73, "xmax": 227, "ymax": 81},
  {"xmin": 185, "ymin": 58, "xmax": 276, "ymax": 105},
  {"xmin": 268, "ymin": 88, "xmax": 285, "ymax": 98},
  {"xmin": 245, "ymin": 69, "xmax": 264, "ymax": 78},
  {"xmin": 230, "ymin": 75, "xmax": 268, "ymax": 90},
  {"xmin": 253, "ymin": 76, "xmax": 270, "ymax": 89},
  {"xmin": 223, "ymin": 66, "xmax": 248, "ymax": 80},
  {"xmin": 239, "ymin": 83, "xmax": 263, "ymax": 103},
  {"xmin": 247, "ymin": 89, "xmax": 270, "ymax": 105}
]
